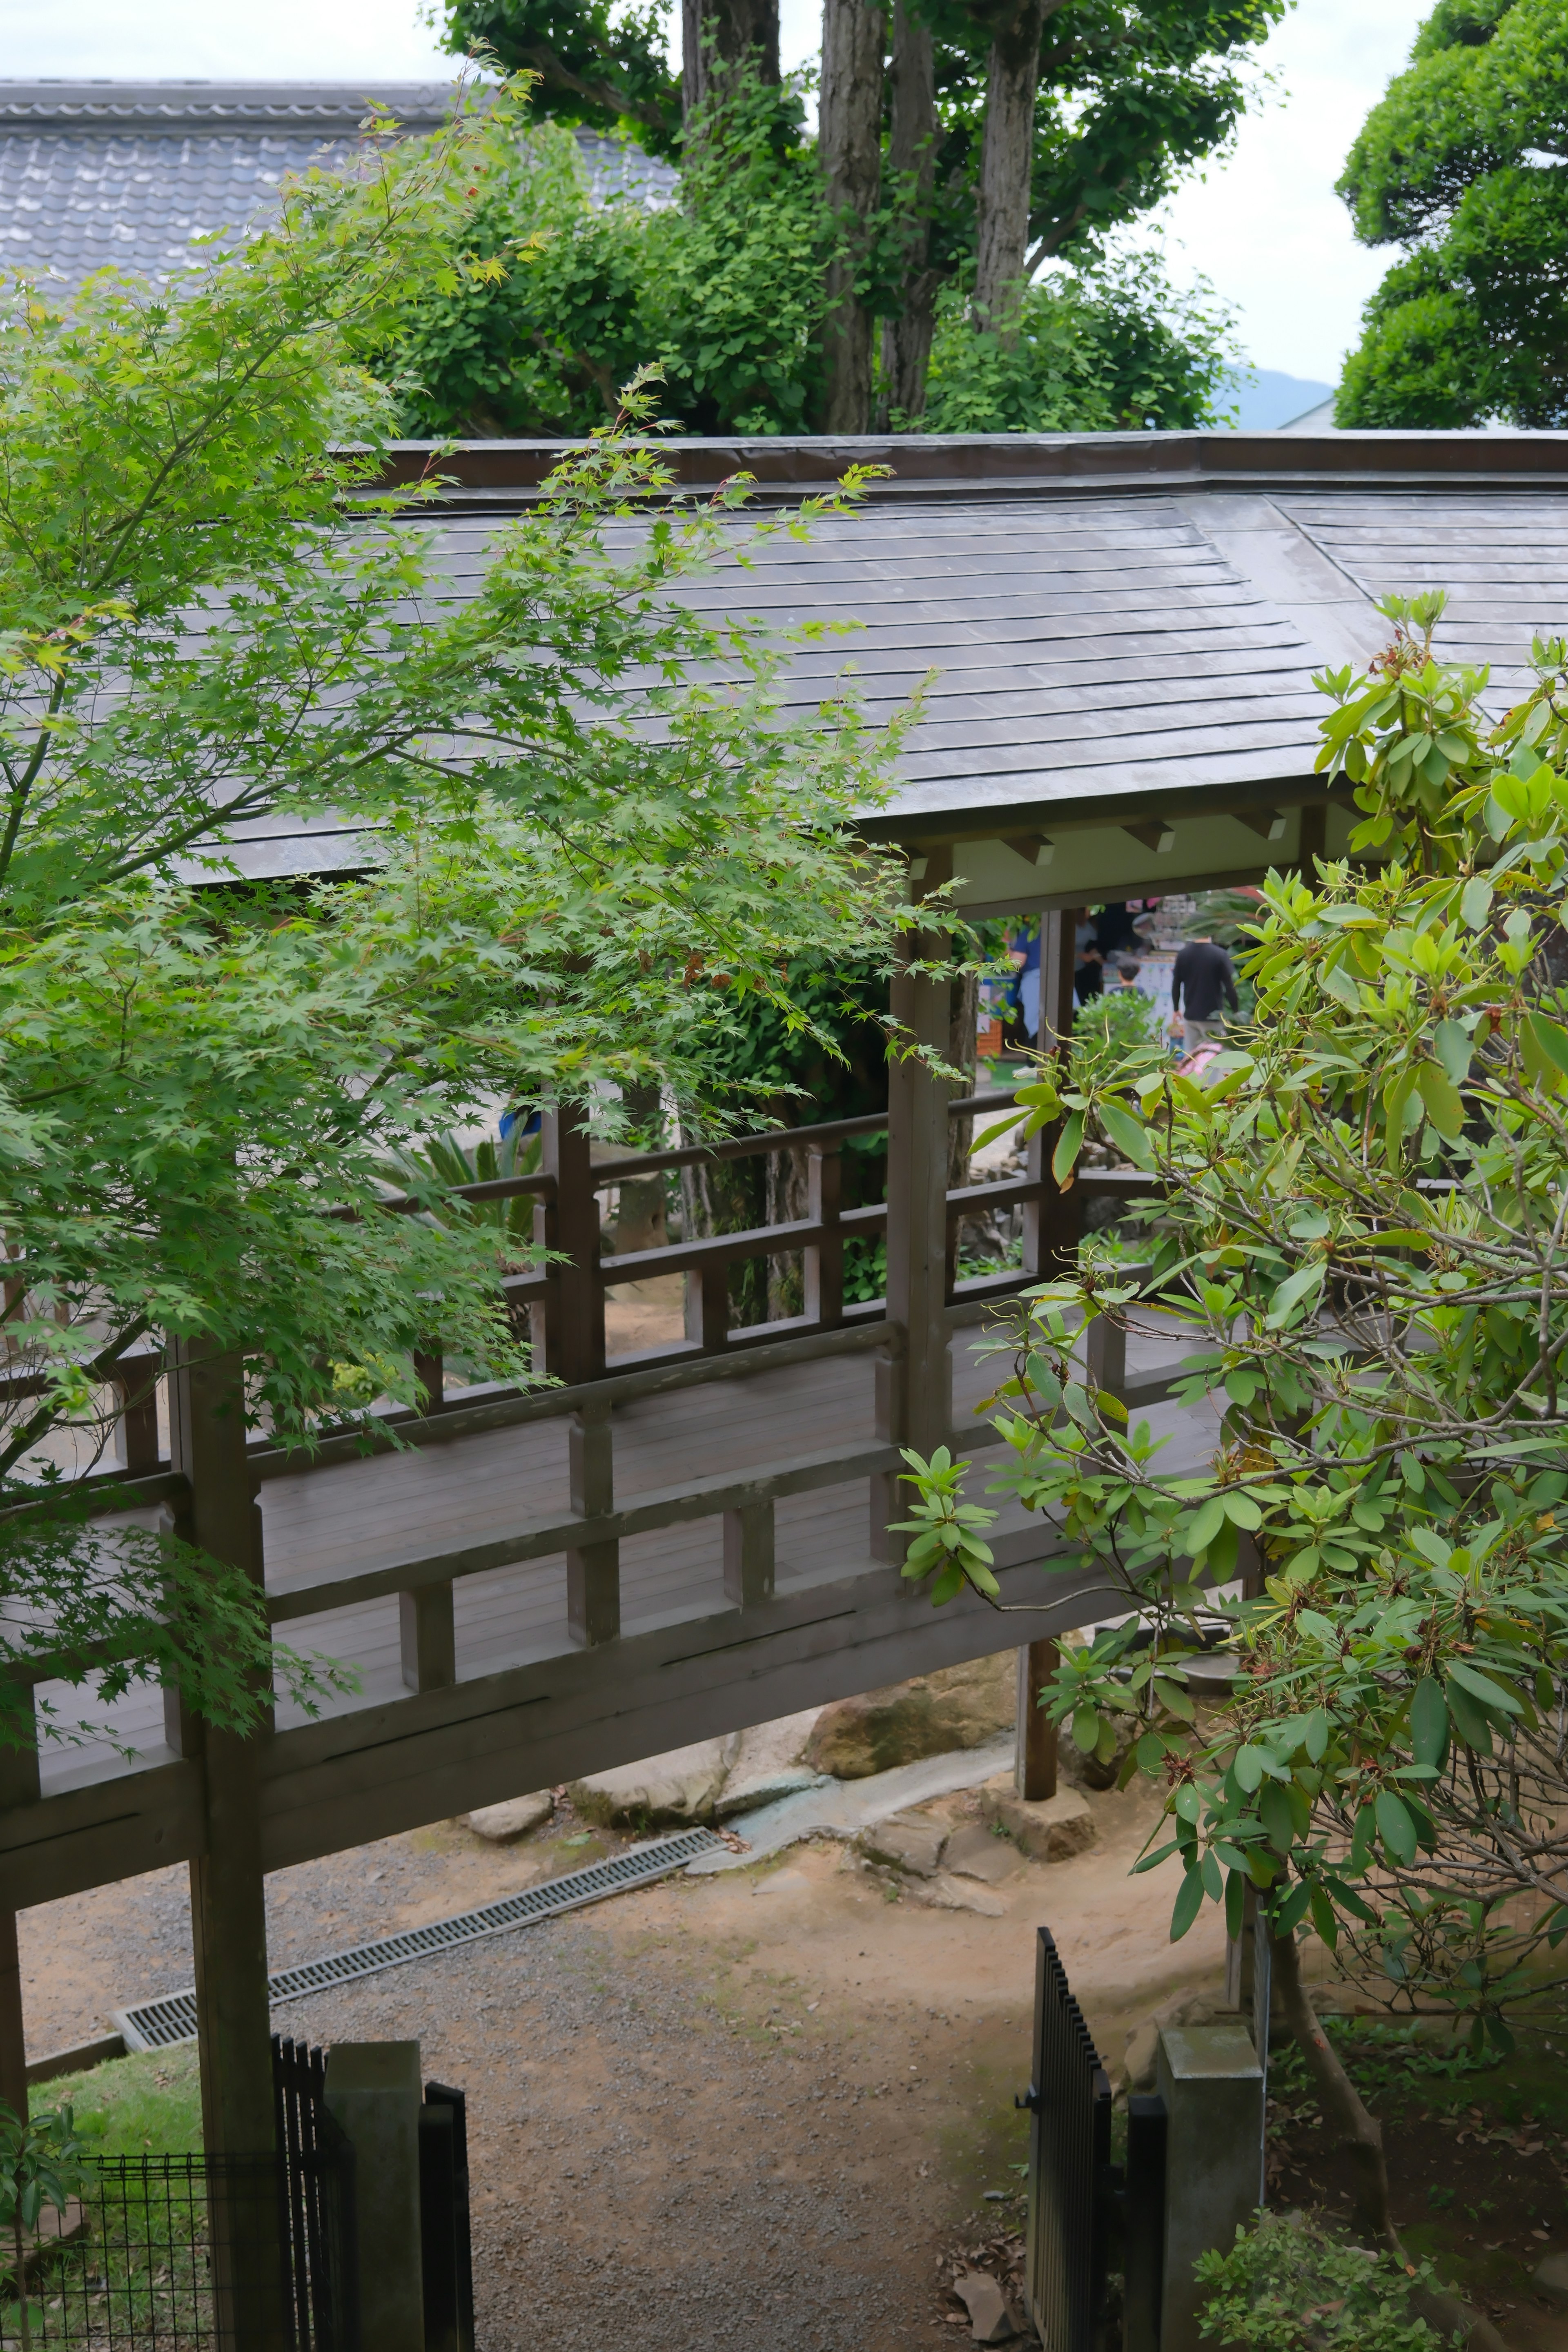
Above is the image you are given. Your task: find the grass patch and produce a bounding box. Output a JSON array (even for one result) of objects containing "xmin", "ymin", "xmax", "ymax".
[{"xmin": 30, "ymin": 2043, "xmax": 203, "ymax": 2153}]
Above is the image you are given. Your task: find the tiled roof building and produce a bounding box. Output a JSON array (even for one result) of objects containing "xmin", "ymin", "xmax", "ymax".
[{"xmin": 0, "ymin": 79, "xmax": 676, "ymax": 291}]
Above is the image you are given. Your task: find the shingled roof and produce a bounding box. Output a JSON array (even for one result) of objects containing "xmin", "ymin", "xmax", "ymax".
[
  {"xmin": 0, "ymin": 79, "xmax": 675, "ymax": 291},
  {"xmin": 205, "ymin": 431, "xmax": 1568, "ymax": 907}
]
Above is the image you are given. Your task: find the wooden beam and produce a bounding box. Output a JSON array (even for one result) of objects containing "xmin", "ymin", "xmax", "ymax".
[
  {"xmin": 0, "ymin": 1911, "xmax": 25, "ymax": 2125},
  {"xmin": 1231, "ymin": 808, "xmax": 1287, "ymax": 843},
  {"xmin": 1121, "ymin": 819, "xmax": 1175, "ymax": 855},
  {"xmin": 1004, "ymin": 833, "xmax": 1055, "ymax": 867},
  {"xmin": 534, "ymin": 1103, "xmax": 605, "ymax": 1384}
]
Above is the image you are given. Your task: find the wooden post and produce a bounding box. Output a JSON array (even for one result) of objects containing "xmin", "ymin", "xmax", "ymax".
[
  {"xmin": 688, "ymin": 1261, "xmax": 729, "ymax": 1355},
  {"xmin": 0, "ymin": 1695, "xmax": 39, "ymax": 2120},
  {"xmin": 1023, "ymin": 906, "xmax": 1081, "ymax": 1280},
  {"xmin": 412, "ymin": 1347, "xmax": 445, "ymax": 1416},
  {"xmin": 111, "ymin": 1351, "xmax": 162, "ymax": 1474},
  {"xmin": 399, "ymin": 1583, "xmax": 457, "ymax": 1692},
  {"xmin": 873, "ymin": 851, "xmax": 953, "ymax": 1560},
  {"xmin": 804, "ymin": 1145, "xmax": 844, "ymax": 1330},
  {"xmin": 0, "ymin": 1910, "xmax": 24, "ymax": 2123},
  {"xmin": 1015, "ymin": 1640, "xmax": 1059, "ymax": 1801},
  {"xmin": 1297, "ymin": 797, "xmax": 1327, "ymax": 878},
  {"xmin": 532, "ymin": 1103, "xmax": 605, "ymax": 1385},
  {"xmin": 167, "ymin": 1337, "xmax": 284, "ymax": 2349},
  {"xmin": 567, "ymin": 1396, "xmax": 619, "ymax": 1645},
  {"xmin": 723, "ymin": 1501, "xmax": 775, "ymax": 1606},
  {"xmin": 167, "ymin": 1342, "xmax": 275, "ymax": 2156}
]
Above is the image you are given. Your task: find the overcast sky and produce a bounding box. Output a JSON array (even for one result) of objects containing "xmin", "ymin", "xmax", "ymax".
[{"xmin": 2, "ymin": 0, "xmax": 1430, "ymax": 386}]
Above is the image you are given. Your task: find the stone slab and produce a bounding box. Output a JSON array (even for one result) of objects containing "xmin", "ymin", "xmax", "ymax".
[{"xmin": 685, "ymin": 1733, "xmax": 1016, "ymax": 1872}]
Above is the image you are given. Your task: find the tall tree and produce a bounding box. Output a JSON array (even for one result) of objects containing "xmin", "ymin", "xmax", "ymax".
[
  {"xmin": 1336, "ymin": 0, "xmax": 1568, "ymax": 427},
  {"xmin": 0, "ymin": 105, "xmax": 908, "ymax": 1753},
  {"xmin": 443, "ymin": 0, "xmax": 781, "ymax": 146},
  {"xmin": 869, "ymin": 0, "xmax": 1283, "ymax": 421},
  {"xmin": 879, "ymin": 0, "xmax": 941, "ymax": 421},
  {"xmin": 820, "ymin": 0, "xmax": 889, "ymax": 428},
  {"xmin": 444, "ymin": 0, "xmax": 684, "ymax": 152}
]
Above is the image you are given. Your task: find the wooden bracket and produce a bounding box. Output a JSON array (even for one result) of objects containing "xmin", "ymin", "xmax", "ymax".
[
  {"xmin": 1232, "ymin": 807, "xmax": 1288, "ymax": 843},
  {"xmin": 1121, "ymin": 819, "xmax": 1175, "ymax": 855},
  {"xmin": 1004, "ymin": 833, "xmax": 1055, "ymax": 868}
]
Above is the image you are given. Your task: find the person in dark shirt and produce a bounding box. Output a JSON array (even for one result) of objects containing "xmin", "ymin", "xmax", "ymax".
[{"xmin": 1170, "ymin": 934, "xmax": 1238, "ymax": 1049}]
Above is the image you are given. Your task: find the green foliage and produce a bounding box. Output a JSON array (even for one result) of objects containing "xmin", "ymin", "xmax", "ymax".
[
  {"xmin": 0, "ymin": 2099, "xmax": 85, "ymax": 2348},
  {"xmin": 1337, "ymin": 0, "xmax": 1568, "ymax": 426},
  {"xmin": 1194, "ymin": 2212, "xmax": 1443, "ymax": 2350},
  {"xmin": 385, "ymin": 79, "xmax": 832, "ymax": 437},
  {"xmin": 918, "ymin": 254, "xmax": 1236, "ymax": 432},
  {"xmin": 444, "ymin": 0, "xmax": 681, "ymax": 157},
  {"xmin": 899, "ymin": 599, "xmax": 1568, "ymax": 2034},
  {"xmin": 0, "ymin": 111, "xmax": 914, "ymax": 1748}
]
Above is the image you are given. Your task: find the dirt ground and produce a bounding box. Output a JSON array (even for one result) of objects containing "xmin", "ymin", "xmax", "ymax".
[{"xmin": 22, "ymin": 1773, "xmax": 1226, "ymax": 2351}]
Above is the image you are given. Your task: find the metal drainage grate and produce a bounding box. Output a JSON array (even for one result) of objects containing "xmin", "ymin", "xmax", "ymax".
[{"xmin": 112, "ymin": 1824, "xmax": 723, "ymax": 2052}]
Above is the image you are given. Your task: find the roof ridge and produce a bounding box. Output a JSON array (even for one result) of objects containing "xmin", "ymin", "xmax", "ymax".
[{"xmin": 0, "ymin": 79, "xmax": 469, "ymax": 130}]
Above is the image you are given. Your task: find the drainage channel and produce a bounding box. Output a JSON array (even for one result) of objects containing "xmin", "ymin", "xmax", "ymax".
[{"xmin": 112, "ymin": 1824, "xmax": 723, "ymax": 2052}]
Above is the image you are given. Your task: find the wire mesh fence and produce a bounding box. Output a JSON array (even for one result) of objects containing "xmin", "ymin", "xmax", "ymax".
[{"xmin": 1, "ymin": 2146, "xmax": 353, "ymax": 2351}]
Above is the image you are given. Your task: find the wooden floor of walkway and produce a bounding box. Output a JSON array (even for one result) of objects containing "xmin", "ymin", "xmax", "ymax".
[{"xmin": 40, "ymin": 1319, "xmax": 1217, "ymax": 1800}]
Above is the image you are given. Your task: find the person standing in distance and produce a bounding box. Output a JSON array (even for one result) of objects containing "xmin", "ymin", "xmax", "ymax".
[{"xmin": 1169, "ymin": 930, "xmax": 1238, "ymax": 1051}]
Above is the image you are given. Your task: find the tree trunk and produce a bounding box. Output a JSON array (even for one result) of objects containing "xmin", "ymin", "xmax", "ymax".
[
  {"xmin": 973, "ymin": 0, "xmax": 1047, "ymax": 336},
  {"xmin": 878, "ymin": 0, "xmax": 939, "ymax": 426},
  {"xmin": 1270, "ymin": 1930, "xmax": 1505, "ymax": 2352},
  {"xmin": 819, "ymin": 0, "xmax": 887, "ymax": 432},
  {"xmin": 683, "ymin": 0, "xmax": 780, "ymax": 119}
]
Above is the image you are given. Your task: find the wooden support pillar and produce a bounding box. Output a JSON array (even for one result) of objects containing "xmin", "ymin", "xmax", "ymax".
[
  {"xmin": 167, "ymin": 1336, "xmax": 284, "ymax": 2349},
  {"xmin": 567, "ymin": 1396, "xmax": 619, "ymax": 1645},
  {"xmin": 873, "ymin": 851, "xmax": 953, "ymax": 1560},
  {"xmin": 532, "ymin": 1102, "xmax": 605, "ymax": 1385},
  {"xmin": 687, "ymin": 1260, "xmax": 729, "ymax": 1354},
  {"xmin": 167, "ymin": 1341, "xmax": 276, "ymax": 2165},
  {"xmin": 1015, "ymin": 1639, "xmax": 1059, "ymax": 1801}
]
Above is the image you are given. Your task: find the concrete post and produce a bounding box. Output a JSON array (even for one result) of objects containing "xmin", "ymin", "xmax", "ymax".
[
  {"xmin": 1156, "ymin": 2022, "xmax": 1264, "ymax": 2352},
  {"xmin": 325, "ymin": 2041, "xmax": 426, "ymax": 2352}
]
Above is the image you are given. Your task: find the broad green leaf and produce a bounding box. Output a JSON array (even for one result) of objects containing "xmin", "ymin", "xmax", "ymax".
[
  {"xmin": 1098, "ymin": 1102, "xmax": 1153, "ymax": 1170},
  {"xmin": 1169, "ymin": 1868, "xmax": 1206, "ymax": 1943},
  {"xmin": 1051, "ymin": 1109, "xmax": 1085, "ymax": 1186},
  {"xmin": 1376, "ymin": 1789, "xmax": 1418, "ymax": 1867},
  {"xmin": 1410, "ymin": 1677, "xmax": 1449, "ymax": 1771},
  {"xmin": 1415, "ymin": 1060, "xmax": 1465, "ymax": 1140}
]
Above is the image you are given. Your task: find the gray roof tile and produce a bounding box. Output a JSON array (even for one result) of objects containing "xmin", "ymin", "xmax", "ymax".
[{"xmin": 0, "ymin": 79, "xmax": 675, "ymax": 291}]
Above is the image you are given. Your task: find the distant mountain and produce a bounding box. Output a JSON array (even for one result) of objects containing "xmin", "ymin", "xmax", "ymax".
[{"xmin": 1218, "ymin": 368, "xmax": 1334, "ymax": 430}]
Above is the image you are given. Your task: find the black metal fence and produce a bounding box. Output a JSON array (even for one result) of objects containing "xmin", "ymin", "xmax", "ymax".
[
  {"xmin": 1022, "ymin": 1927, "xmax": 1115, "ymax": 2351},
  {"xmin": 2, "ymin": 2153, "xmax": 292, "ymax": 2350},
  {"xmin": 273, "ymin": 2036, "xmax": 359, "ymax": 2352},
  {"xmin": 1, "ymin": 2042, "xmax": 357, "ymax": 2351},
  {"xmin": 1022, "ymin": 1927, "xmax": 1174, "ymax": 2352},
  {"xmin": 419, "ymin": 2082, "xmax": 474, "ymax": 2352}
]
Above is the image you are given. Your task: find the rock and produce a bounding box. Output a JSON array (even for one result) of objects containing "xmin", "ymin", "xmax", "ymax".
[
  {"xmin": 464, "ymin": 1791, "xmax": 554, "ymax": 1843},
  {"xmin": 1536, "ymin": 2252, "xmax": 1568, "ymax": 2307},
  {"xmin": 952, "ymin": 2269, "xmax": 1020, "ymax": 2343},
  {"xmin": 717, "ymin": 1709, "xmax": 826, "ymax": 1817},
  {"xmin": 568, "ymin": 1735, "xmax": 739, "ymax": 1826},
  {"xmin": 856, "ymin": 1811, "xmax": 949, "ymax": 1878},
  {"xmin": 804, "ymin": 1653, "xmax": 1014, "ymax": 1780},
  {"xmin": 942, "ymin": 1821, "xmax": 1024, "ymax": 1886},
  {"xmin": 1123, "ymin": 1991, "xmax": 1232, "ymax": 2094},
  {"xmin": 980, "ymin": 1776, "xmax": 1098, "ymax": 1863},
  {"xmin": 915, "ymin": 1873, "xmax": 1007, "ymax": 1918}
]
